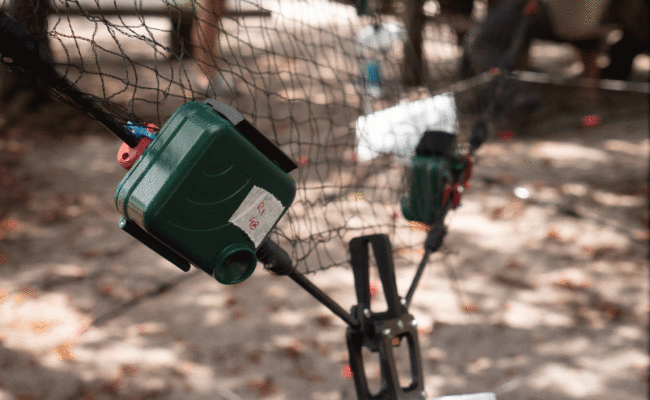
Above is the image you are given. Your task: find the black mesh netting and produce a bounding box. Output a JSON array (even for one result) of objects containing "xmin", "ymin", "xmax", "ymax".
[{"xmin": 1, "ymin": 0, "xmax": 493, "ymax": 273}]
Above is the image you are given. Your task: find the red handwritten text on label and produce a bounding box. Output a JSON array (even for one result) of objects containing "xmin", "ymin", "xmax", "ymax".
[
  {"xmin": 249, "ymin": 217, "xmax": 259, "ymax": 230},
  {"xmin": 229, "ymin": 186, "xmax": 285, "ymax": 247}
]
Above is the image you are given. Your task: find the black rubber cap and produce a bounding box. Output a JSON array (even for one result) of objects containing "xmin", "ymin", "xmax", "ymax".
[{"xmin": 415, "ymin": 130, "xmax": 457, "ymax": 158}]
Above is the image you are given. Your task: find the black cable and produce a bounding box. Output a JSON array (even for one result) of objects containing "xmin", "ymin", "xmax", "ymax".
[
  {"xmin": 0, "ymin": 11, "xmax": 139, "ymax": 147},
  {"xmin": 257, "ymin": 239, "xmax": 360, "ymax": 329}
]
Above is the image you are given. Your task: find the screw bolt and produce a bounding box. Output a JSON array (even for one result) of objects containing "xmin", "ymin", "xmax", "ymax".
[
  {"xmin": 400, "ymin": 297, "xmax": 406, "ymax": 305},
  {"xmin": 397, "ymin": 320, "xmax": 404, "ymax": 329},
  {"xmin": 383, "ymin": 328, "xmax": 391, "ymax": 336},
  {"xmin": 411, "ymin": 319, "xmax": 418, "ymax": 327},
  {"xmin": 363, "ymin": 308, "xmax": 371, "ymax": 318}
]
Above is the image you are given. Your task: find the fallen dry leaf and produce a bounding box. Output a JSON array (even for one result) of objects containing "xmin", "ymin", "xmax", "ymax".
[
  {"xmin": 248, "ymin": 351, "xmax": 263, "ymax": 364},
  {"xmin": 225, "ymin": 296, "xmax": 238, "ymax": 307},
  {"xmin": 82, "ymin": 244, "xmax": 126, "ymax": 259},
  {"xmin": 490, "ymin": 207, "xmax": 504, "ymax": 220},
  {"xmin": 546, "ymin": 228, "xmax": 561, "ymax": 242},
  {"xmin": 593, "ymin": 301, "xmax": 625, "ymax": 322},
  {"xmin": 1, "ymin": 174, "xmax": 14, "ymax": 186},
  {"xmin": 553, "ymin": 277, "xmax": 589, "ymax": 291},
  {"xmin": 534, "ymin": 180, "xmax": 546, "ymax": 189},
  {"xmin": 297, "ymin": 368, "xmax": 324, "ymax": 382},
  {"xmin": 120, "ymin": 364, "xmax": 139, "ymax": 375},
  {"xmin": 315, "ymin": 315, "xmax": 332, "ymax": 327},
  {"xmin": 227, "ymin": 362, "xmax": 243, "ymax": 376},
  {"xmin": 632, "ymin": 229, "xmax": 649, "ymax": 242},
  {"xmin": 285, "ymin": 341, "xmax": 303, "ymax": 359},
  {"xmin": 1, "ymin": 218, "xmax": 22, "ymax": 234},
  {"xmin": 497, "ymin": 130, "xmax": 514, "ymax": 142},
  {"xmin": 462, "ymin": 303, "xmax": 480, "ymax": 314},
  {"xmin": 54, "ymin": 341, "xmax": 75, "ymax": 362},
  {"xmin": 28, "ymin": 321, "xmax": 53, "ymax": 334},
  {"xmin": 247, "ymin": 377, "xmax": 277, "ymax": 396},
  {"xmin": 494, "ymin": 274, "xmax": 534, "ymax": 290},
  {"xmin": 591, "ymin": 245, "xmax": 619, "ymax": 260},
  {"xmin": 20, "ymin": 286, "xmax": 39, "ymax": 299},
  {"xmin": 314, "ymin": 343, "xmax": 330, "ymax": 355},
  {"xmin": 99, "ymin": 377, "xmax": 122, "ymax": 395},
  {"xmin": 98, "ymin": 284, "xmax": 115, "ymax": 297}
]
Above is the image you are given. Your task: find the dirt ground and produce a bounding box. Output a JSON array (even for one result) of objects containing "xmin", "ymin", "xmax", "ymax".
[{"xmin": 0, "ymin": 3, "xmax": 649, "ymax": 399}]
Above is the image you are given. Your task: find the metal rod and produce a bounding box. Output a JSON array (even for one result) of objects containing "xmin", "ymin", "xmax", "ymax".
[
  {"xmin": 288, "ymin": 271, "xmax": 360, "ymax": 330},
  {"xmin": 257, "ymin": 239, "xmax": 359, "ymax": 329},
  {"xmin": 513, "ymin": 70, "xmax": 650, "ymax": 94},
  {"xmin": 404, "ymin": 248, "xmax": 432, "ymax": 308}
]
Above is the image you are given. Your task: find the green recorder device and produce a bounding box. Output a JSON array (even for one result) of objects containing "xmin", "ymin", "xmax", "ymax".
[
  {"xmin": 401, "ymin": 130, "xmax": 469, "ymax": 225},
  {"xmin": 114, "ymin": 100, "xmax": 297, "ymax": 284}
]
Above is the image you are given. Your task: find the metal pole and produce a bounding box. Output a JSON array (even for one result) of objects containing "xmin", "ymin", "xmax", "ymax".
[
  {"xmin": 404, "ymin": 248, "xmax": 432, "ymax": 308},
  {"xmin": 288, "ymin": 271, "xmax": 360, "ymax": 330},
  {"xmin": 257, "ymin": 239, "xmax": 360, "ymax": 330},
  {"xmin": 513, "ymin": 70, "xmax": 650, "ymax": 94}
]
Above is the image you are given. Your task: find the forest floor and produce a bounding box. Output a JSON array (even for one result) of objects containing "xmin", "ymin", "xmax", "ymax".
[{"xmin": 0, "ymin": 6, "xmax": 648, "ymax": 400}]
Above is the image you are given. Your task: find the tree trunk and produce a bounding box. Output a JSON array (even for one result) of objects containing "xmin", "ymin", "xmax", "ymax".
[
  {"xmin": 0, "ymin": 0, "xmax": 51, "ymax": 112},
  {"xmin": 402, "ymin": 0, "xmax": 426, "ymax": 87}
]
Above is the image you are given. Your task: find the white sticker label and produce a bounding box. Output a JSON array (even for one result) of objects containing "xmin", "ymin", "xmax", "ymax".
[{"xmin": 229, "ymin": 185, "xmax": 285, "ymax": 247}]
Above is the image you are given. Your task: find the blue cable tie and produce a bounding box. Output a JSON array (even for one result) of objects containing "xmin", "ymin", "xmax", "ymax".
[{"xmin": 126, "ymin": 121, "xmax": 156, "ymax": 141}]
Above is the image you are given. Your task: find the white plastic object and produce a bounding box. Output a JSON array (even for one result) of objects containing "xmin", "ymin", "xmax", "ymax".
[
  {"xmin": 355, "ymin": 22, "xmax": 404, "ymax": 98},
  {"xmin": 355, "ymin": 92, "xmax": 458, "ymax": 162}
]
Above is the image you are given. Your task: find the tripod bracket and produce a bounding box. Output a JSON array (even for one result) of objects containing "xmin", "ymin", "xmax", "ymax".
[{"xmin": 347, "ymin": 234, "xmax": 425, "ymax": 400}]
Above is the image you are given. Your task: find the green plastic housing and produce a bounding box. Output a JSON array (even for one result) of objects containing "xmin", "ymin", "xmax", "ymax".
[
  {"xmin": 115, "ymin": 100, "xmax": 296, "ymax": 284},
  {"xmin": 401, "ymin": 155, "xmax": 451, "ymax": 225}
]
